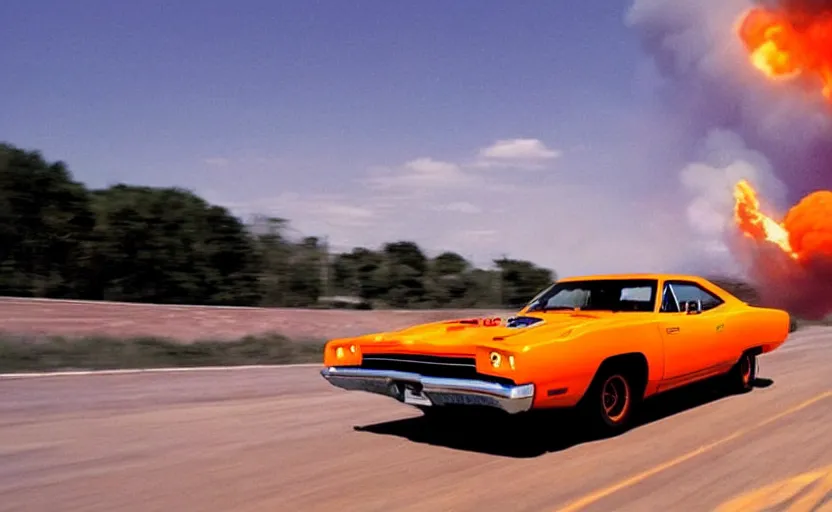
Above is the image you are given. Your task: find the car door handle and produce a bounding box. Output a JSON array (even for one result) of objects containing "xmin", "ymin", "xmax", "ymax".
[{"xmin": 666, "ymin": 327, "xmax": 680, "ymax": 334}]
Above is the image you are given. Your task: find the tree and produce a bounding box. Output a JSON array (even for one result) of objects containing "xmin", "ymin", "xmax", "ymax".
[
  {"xmin": 85, "ymin": 184, "xmax": 262, "ymax": 305},
  {"xmin": 425, "ymin": 252, "xmax": 473, "ymax": 307},
  {"xmin": 332, "ymin": 248, "xmax": 388, "ymax": 302},
  {"xmin": 494, "ymin": 257, "xmax": 555, "ymax": 308},
  {"xmin": 0, "ymin": 141, "xmax": 561, "ymax": 310},
  {"xmin": 248, "ymin": 215, "xmax": 293, "ymax": 306},
  {"xmin": 0, "ymin": 144, "xmax": 95, "ymax": 297},
  {"xmin": 382, "ymin": 241, "xmax": 428, "ymax": 307}
]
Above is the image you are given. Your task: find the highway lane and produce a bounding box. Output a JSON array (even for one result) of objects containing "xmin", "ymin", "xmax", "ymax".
[{"xmin": 0, "ymin": 327, "xmax": 830, "ymax": 511}]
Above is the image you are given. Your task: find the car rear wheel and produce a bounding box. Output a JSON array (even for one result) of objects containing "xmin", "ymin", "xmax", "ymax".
[
  {"xmin": 580, "ymin": 368, "xmax": 637, "ymax": 436},
  {"xmin": 725, "ymin": 352, "xmax": 756, "ymax": 394}
]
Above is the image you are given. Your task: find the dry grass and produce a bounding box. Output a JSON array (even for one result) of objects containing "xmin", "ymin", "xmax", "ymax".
[
  {"xmin": 0, "ymin": 297, "xmax": 513, "ymax": 371},
  {"xmin": 0, "ymin": 297, "xmax": 514, "ymax": 342},
  {"xmin": 0, "ymin": 296, "xmax": 823, "ymax": 373},
  {"xmin": 0, "ymin": 332, "xmax": 324, "ymax": 372}
]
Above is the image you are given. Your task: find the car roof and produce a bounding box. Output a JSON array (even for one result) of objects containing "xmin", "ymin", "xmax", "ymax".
[
  {"xmin": 556, "ymin": 273, "xmax": 709, "ymax": 283},
  {"xmin": 547, "ymin": 273, "xmax": 746, "ymax": 305}
]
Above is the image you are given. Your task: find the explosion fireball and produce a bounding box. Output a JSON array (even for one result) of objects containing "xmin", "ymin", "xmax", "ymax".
[
  {"xmin": 733, "ymin": 180, "xmax": 798, "ymax": 259},
  {"xmin": 730, "ymin": 3, "xmax": 832, "ymax": 319},
  {"xmin": 732, "ymin": 180, "xmax": 832, "ymax": 319},
  {"xmin": 737, "ymin": 4, "xmax": 832, "ymax": 100}
]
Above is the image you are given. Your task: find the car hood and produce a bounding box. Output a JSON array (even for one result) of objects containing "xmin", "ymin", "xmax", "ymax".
[{"xmin": 357, "ymin": 311, "xmax": 646, "ymax": 351}]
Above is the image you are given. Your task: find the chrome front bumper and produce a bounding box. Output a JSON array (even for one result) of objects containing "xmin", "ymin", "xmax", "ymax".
[{"xmin": 320, "ymin": 366, "xmax": 535, "ymax": 414}]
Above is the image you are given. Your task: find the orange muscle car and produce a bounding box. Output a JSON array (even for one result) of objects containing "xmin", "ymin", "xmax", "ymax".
[{"xmin": 320, "ymin": 273, "xmax": 791, "ymax": 433}]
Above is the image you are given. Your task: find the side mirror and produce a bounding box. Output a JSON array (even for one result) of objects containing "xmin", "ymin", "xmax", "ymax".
[{"xmin": 683, "ymin": 300, "xmax": 702, "ymax": 315}]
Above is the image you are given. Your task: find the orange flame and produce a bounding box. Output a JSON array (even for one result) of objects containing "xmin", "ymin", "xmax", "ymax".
[
  {"xmin": 737, "ymin": 6, "xmax": 832, "ymax": 101},
  {"xmin": 734, "ymin": 181, "xmax": 832, "ymax": 319},
  {"xmin": 733, "ymin": 180, "xmax": 798, "ymax": 259},
  {"xmin": 783, "ymin": 188, "xmax": 832, "ymax": 261}
]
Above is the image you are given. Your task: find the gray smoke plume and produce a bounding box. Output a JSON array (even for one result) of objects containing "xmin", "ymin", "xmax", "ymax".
[
  {"xmin": 626, "ymin": 0, "xmax": 832, "ymax": 317},
  {"xmin": 760, "ymin": 0, "xmax": 832, "ymax": 13},
  {"xmin": 626, "ymin": 0, "xmax": 832, "ymax": 204},
  {"xmin": 738, "ymin": 239, "xmax": 832, "ymax": 320}
]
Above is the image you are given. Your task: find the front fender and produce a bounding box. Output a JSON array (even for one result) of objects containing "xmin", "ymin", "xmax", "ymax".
[{"xmin": 508, "ymin": 323, "xmax": 665, "ymax": 409}]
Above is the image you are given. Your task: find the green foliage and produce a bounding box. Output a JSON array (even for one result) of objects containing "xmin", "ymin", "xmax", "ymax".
[
  {"xmin": 84, "ymin": 185, "xmax": 262, "ymax": 305},
  {"xmin": 0, "ymin": 144, "xmax": 95, "ymax": 297},
  {"xmin": 495, "ymin": 257, "xmax": 557, "ymax": 308},
  {"xmin": 0, "ymin": 142, "xmax": 556, "ymax": 309}
]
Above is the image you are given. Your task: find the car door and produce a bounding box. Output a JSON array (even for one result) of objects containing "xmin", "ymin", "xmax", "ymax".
[{"xmin": 657, "ymin": 280, "xmax": 732, "ymax": 387}]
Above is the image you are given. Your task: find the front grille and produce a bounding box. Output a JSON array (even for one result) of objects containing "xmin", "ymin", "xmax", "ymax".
[{"xmin": 357, "ymin": 353, "xmax": 515, "ymax": 386}]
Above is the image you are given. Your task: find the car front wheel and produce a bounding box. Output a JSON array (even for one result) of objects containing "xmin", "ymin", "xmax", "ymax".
[{"xmin": 580, "ymin": 368, "xmax": 637, "ymax": 436}]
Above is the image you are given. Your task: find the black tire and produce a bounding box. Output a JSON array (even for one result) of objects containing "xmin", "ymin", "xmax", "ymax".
[
  {"xmin": 725, "ymin": 352, "xmax": 756, "ymax": 394},
  {"xmin": 579, "ymin": 366, "xmax": 639, "ymax": 436}
]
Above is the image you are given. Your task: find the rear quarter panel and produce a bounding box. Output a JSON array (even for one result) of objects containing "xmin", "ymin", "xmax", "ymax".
[{"xmin": 728, "ymin": 305, "xmax": 791, "ymax": 355}]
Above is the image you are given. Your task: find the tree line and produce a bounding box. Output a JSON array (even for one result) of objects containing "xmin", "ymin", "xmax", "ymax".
[{"xmin": 0, "ymin": 142, "xmax": 555, "ymax": 309}]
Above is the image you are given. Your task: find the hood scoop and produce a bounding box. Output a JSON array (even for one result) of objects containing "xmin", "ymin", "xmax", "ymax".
[
  {"xmin": 443, "ymin": 315, "xmax": 544, "ymax": 333},
  {"xmin": 505, "ymin": 316, "xmax": 545, "ymax": 328}
]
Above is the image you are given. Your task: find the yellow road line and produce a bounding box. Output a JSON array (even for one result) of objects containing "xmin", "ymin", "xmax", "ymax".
[
  {"xmin": 714, "ymin": 465, "xmax": 832, "ymax": 511},
  {"xmin": 790, "ymin": 470, "xmax": 832, "ymax": 512},
  {"xmin": 555, "ymin": 390, "xmax": 832, "ymax": 512}
]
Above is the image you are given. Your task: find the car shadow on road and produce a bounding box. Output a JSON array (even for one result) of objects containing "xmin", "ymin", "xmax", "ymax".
[{"xmin": 353, "ymin": 377, "xmax": 774, "ymax": 459}]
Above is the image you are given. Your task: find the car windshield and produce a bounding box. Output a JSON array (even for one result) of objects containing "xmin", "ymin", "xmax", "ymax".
[{"xmin": 524, "ymin": 279, "xmax": 658, "ymax": 313}]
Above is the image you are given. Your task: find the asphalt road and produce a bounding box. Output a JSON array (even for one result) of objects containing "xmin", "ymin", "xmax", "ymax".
[{"xmin": 1, "ymin": 327, "xmax": 831, "ymax": 512}]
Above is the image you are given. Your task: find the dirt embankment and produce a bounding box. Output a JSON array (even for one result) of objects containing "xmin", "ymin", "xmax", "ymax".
[{"xmin": 0, "ymin": 297, "xmax": 515, "ymax": 342}]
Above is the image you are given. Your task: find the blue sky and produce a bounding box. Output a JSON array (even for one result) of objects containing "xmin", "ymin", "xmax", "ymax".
[{"xmin": 4, "ymin": 0, "xmax": 812, "ymax": 277}]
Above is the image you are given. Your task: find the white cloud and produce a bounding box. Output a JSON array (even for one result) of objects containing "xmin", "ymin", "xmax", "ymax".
[
  {"xmin": 317, "ymin": 203, "xmax": 375, "ymax": 224},
  {"xmin": 455, "ymin": 229, "xmax": 499, "ymax": 243},
  {"xmin": 365, "ymin": 139, "xmax": 563, "ymax": 193},
  {"xmin": 405, "ymin": 158, "xmax": 466, "ymax": 180},
  {"xmin": 202, "ymin": 131, "xmax": 723, "ymax": 277},
  {"xmin": 366, "ymin": 157, "xmax": 471, "ymax": 189},
  {"xmin": 474, "ymin": 138, "xmax": 561, "ymax": 169},
  {"xmin": 435, "ymin": 201, "xmax": 481, "ymax": 214},
  {"xmin": 368, "ymin": 139, "xmax": 563, "ymax": 193},
  {"xmin": 479, "ymin": 138, "xmax": 560, "ymax": 160}
]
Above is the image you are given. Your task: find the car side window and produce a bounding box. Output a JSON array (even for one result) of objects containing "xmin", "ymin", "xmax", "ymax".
[
  {"xmin": 660, "ymin": 283, "xmax": 680, "ymax": 313},
  {"xmin": 669, "ymin": 282, "xmax": 724, "ymax": 311}
]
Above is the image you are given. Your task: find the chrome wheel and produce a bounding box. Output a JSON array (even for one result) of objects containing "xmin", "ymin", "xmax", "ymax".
[
  {"xmin": 578, "ymin": 365, "xmax": 641, "ymax": 436},
  {"xmin": 601, "ymin": 374, "xmax": 631, "ymax": 424}
]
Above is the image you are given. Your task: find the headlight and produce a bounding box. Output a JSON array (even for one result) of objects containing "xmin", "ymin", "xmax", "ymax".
[
  {"xmin": 482, "ymin": 349, "xmax": 517, "ymax": 371},
  {"xmin": 335, "ymin": 345, "xmax": 357, "ymax": 358},
  {"xmin": 325, "ymin": 341, "xmax": 361, "ymax": 366}
]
